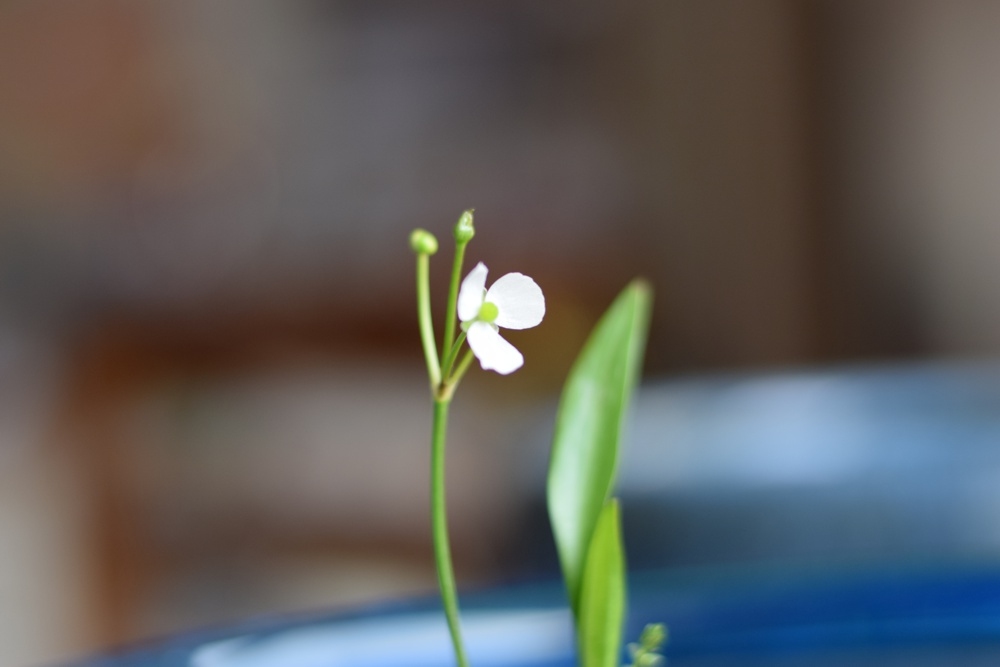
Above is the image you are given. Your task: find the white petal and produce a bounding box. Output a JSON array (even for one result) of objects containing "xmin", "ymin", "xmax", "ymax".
[
  {"xmin": 457, "ymin": 262, "xmax": 488, "ymax": 322},
  {"xmin": 485, "ymin": 272, "xmax": 545, "ymax": 330},
  {"xmin": 467, "ymin": 321, "xmax": 524, "ymax": 374}
]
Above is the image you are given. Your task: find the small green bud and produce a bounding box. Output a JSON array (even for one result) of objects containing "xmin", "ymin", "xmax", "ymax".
[
  {"xmin": 453, "ymin": 209, "xmax": 475, "ymax": 243},
  {"xmin": 640, "ymin": 624, "xmax": 667, "ymax": 650},
  {"xmin": 625, "ymin": 624, "xmax": 667, "ymax": 667},
  {"xmin": 410, "ymin": 228, "xmax": 439, "ymax": 255},
  {"xmin": 478, "ymin": 301, "xmax": 499, "ymax": 323}
]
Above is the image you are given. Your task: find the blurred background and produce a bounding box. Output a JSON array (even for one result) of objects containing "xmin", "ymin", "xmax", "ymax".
[{"xmin": 4, "ymin": 1, "xmax": 1000, "ymax": 664}]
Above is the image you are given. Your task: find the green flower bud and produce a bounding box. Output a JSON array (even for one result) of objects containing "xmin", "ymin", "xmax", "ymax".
[
  {"xmin": 453, "ymin": 209, "xmax": 475, "ymax": 243},
  {"xmin": 640, "ymin": 624, "xmax": 667, "ymax": 650},
  {"xmin": 410, "ymin": 228, "xmax": 439, "ymax": 255}
]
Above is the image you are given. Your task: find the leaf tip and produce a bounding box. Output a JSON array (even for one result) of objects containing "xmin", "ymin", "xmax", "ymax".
[{"xmin": 625, "ymin": 279, "xmax": 653, "ymax": 311}]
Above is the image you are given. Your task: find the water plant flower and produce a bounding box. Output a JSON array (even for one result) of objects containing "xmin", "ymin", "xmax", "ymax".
[
  {"xmin": 411, "ymin": 211, "xmax": 658, "ymax": 667},
  {"xmin": 457, "ymin": 262, "xmax": 545, "ymax": 375}
]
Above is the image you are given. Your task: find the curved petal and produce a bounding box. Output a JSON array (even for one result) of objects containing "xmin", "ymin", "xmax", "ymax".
[
  {"xmin": 467, "ymin": 321, "xmax": 524, "ymax": 374},
  {"xmin": 457, "ymin": 262, "xmax": 488, "ymax": 322},
  {"xmin": 485, "ymin": 272, "xmax": 545, "ymax": 330}
]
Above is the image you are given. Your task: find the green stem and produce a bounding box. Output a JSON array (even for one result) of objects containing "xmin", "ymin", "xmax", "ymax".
[
  {"xmin": 431, "ymin": 398, "xmax": 470, "ymax": 667},
  {"xmin": 449, "ymin": 349, "xmax": 476, "ymax": 388},
  {"xmin": 438, "ymin": 349, "xmax": 476, "ymax": 402},
  {"xmin": 417, "ymin": 253, "xmax": 441, "ymax": 388},
  {"xmin": 441, "ymin": 330, "xmax": 468, "ymax": 381},
  {"xmin": 441, "ymin": 240, "xmax": 469, "ymax": 362}
]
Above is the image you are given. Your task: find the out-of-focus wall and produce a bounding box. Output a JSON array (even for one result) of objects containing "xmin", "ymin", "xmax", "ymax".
[
  {"xmin": 0, "ymin": 0, "xmax": 823, "ymax": 370},
  {"xmin": 816, "ymin": 0, "xmax": 1000, "ymax": 357},
  {"xmin": 613, "ymin": 1, "xmax": 819, "ymax": 369},
  {"xmin": 0, "ymin": 333, "xmax": 95, "ymax": 666}
]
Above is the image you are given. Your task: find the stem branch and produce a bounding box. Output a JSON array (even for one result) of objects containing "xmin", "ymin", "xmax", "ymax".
[
  {"xmin": 438, "ymin": 349, "xmax": 476, "ymax": 402},
  {"xmin": 441, "ymin": 241, "xmax": 469, "ymax": 362},
  {"xmin": 441, "ymin": 330, "xmax": 468, "ymax": 380},
  {"xmin": 417, "ymin": 253, "xmax": 441, "ymax": 388}
]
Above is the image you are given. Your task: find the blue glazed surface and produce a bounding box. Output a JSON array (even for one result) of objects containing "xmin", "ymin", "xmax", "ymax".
[{"xmin": 66, "ymin": 566, "xmax": 1000, "ymax": 666}]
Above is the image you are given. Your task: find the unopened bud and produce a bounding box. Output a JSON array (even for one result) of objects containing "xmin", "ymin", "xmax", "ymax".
[
  {"xmin": 453, "ymin": 209, "xmax": 475, "ymax": 243},
  {"xmin": 640, "ymin": 624, "xmax": 667, "ymax": 650},
  {"xmin": 410, "ymin": 228, "xmax": 439, "ymax": 255}
]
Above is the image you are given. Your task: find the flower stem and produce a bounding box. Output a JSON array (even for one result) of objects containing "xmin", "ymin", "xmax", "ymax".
[
  {"xmin": 431, "ymin": 398, "xmax": 470, "ymax": 667},
  {"xmin": 441, "ymin": 330, "xmax": 468, "ymax": 381},
  {"xmin": 449, "ymin": 349, "xmax": 476, "ymax": 387},
  {"xmin": 441, "ymin": 239, "xmax": 469, "ymax": 363},
  {"xmin": 417, "ymin": 252, "xmax": 442, "ymax": 388},
  {"xmin": 438, "ymin": 349, "xmax": 476, "ymax": 402}
]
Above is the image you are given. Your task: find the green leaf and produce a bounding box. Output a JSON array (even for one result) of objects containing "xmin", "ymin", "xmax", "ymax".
[
  {"xmin": 547, "ymin": 280, "xmax": 652, "ymax": 617},
  {"xmin": 578, "ymin": 499, "xmax": 627, "ymax": 667}
]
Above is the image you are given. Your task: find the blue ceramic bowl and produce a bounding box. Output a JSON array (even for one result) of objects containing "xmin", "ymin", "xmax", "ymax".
[{"xmin": 67, "ymin": 565, "xmax": 1000, "ymax": 666}]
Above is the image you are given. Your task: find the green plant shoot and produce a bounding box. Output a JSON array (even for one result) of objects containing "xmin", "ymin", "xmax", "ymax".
[
  {"xmin": 547, "ymin": 281, "xmax": 651, "ymax": 614},
  {"xmin": 547, "ymin": 281, "xmax": 655, "ymax": 666},
  {"xmin": 578, "ymin": 499, "xmax": 627, "ymax": 667}
]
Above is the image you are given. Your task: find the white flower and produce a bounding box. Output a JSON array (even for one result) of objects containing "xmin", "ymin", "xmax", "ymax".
[{"xmin": 457, "ymin": 262, "xmax": 545, "ymax": 375}]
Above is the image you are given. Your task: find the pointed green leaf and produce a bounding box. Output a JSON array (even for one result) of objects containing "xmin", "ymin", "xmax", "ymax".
[
  {"xmin": 547, "ymin": 280, "xmax": 651, "ymax": 616},
  {"xmin": 578, "ymin": 499, "xmax": 627, "ymax": 667}
]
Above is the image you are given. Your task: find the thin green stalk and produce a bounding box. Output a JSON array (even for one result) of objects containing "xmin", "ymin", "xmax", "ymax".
[
  {"xmin": 441, "ymin": 240, "xmax": 469, "ymax": 361},
  {"xmin": 431, "ymin": 398, "xmax": 470, "ymax": 667},
  {"xmin": 439, "ymin": 349, "xmax": 476, "ymax": 402},
  {"xmin": 449, "ymin": 349, "xmax": 476, "ymax": 387},
  {"xmin": 417, "ymin": 253, "xmax": 442, "ymax": 388},
  {"xmin": 441, "ymin": 330, "xmax": 468, "ymax": 381}
]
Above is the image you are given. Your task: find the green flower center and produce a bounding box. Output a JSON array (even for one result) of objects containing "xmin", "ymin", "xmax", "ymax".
[{"xmin": 478, "ymin": 301, "xmax": 499, "ymax": 323}]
